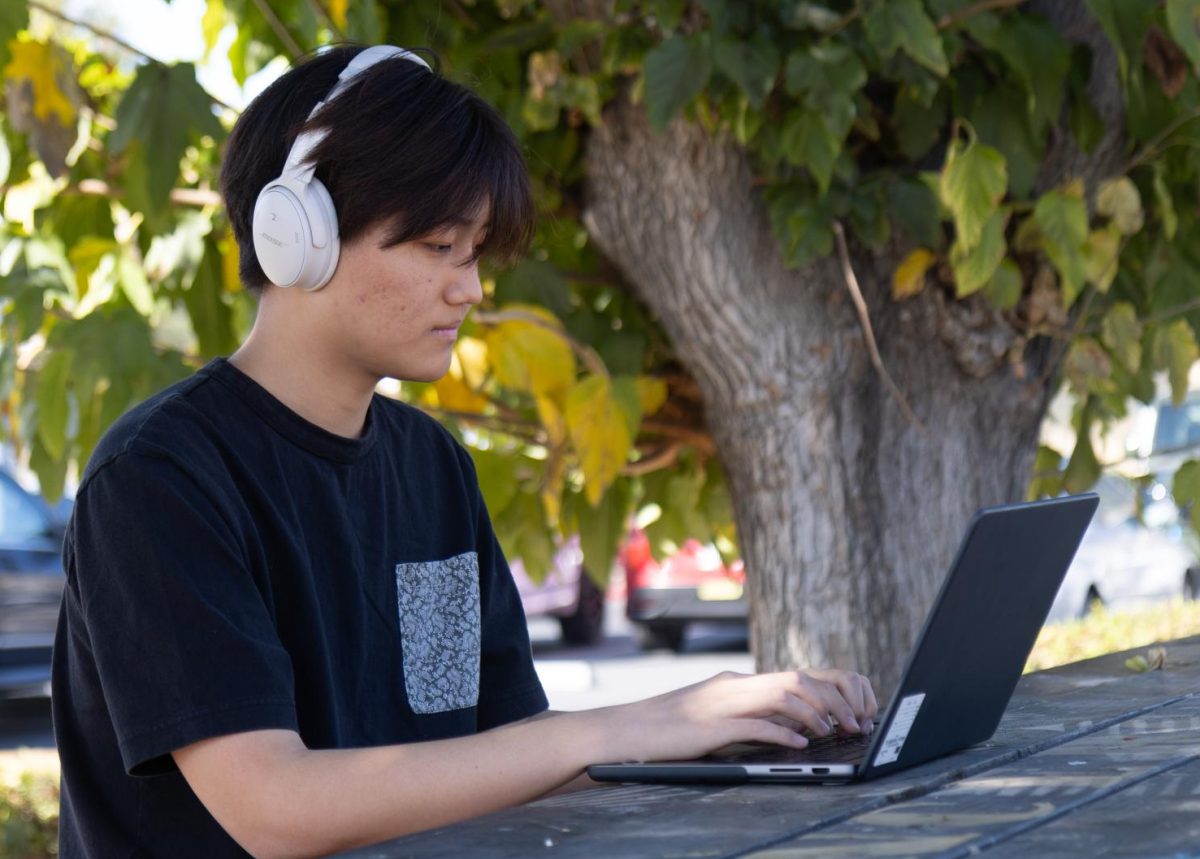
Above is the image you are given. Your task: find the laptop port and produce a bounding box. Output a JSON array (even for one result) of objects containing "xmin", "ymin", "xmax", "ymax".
[{"xmin": 813, "ymin": 768, "xmax": 830, "ymax": 775}]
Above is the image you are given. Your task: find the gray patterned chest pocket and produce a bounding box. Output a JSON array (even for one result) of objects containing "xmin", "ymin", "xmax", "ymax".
[{"xmin": 395, "ymin": 552, "xmax": 481, "ymax": 714}]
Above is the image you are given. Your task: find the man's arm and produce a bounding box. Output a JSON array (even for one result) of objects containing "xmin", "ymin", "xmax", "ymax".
[{"xmin": 175, "ymin": 668, "xmax": 876, "ymax": 858}]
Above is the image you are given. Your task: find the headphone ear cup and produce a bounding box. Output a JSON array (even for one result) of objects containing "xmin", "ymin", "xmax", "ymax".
[
  {"xmin": 251, "ymin": 178, "xmax": 340, "ymax": 291},
  {"xmin": 301, "ymin": 178, "xmax": 340, "ymax": 291}
]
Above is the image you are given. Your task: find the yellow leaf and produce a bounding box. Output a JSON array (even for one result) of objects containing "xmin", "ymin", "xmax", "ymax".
[
  {"xmin": 892, "ymin": 248, "xmax": 936, "ymax": 300},
  {"xmin": 4, "ymin": 39, "xmax": 75, "ymax": 127},
  {"xmin": 454, "ymin": 336, "xmax": 489, "ymax": 389},
  {"xmin": 328, "ymin": 0, "xmax": 349, "ymax": 30},
  {"xmin": 635, "ymin": 377, "xmax": 667, "ymax": 416},
  {"xmin": 483, "ymin": 306, "xmax": 575, "ymax": 396},
  {"xmin": 433, "ymin": 370, "xmax": 488, "ymax": 414},
  {"xmin": 541, "ymin": 452, "xmax": 566, "ymax": 527},
  {"xmin": 566, "ymin": 375, "xmax": 633, "ymax": 507},
  {"xmin": 1096, "ymin": 176, "xmax": 1144, "ymax": 236},
  {"xmin": 536, "ymin": 394, "xmax": 567, "ymax": 446},
  {"xmin": 68, "ymin": 237, "xmax": 119, "ymax": 302},
  {"xmin": 219, "ymin": 228, "xmax": 240, "ymax": 294}
]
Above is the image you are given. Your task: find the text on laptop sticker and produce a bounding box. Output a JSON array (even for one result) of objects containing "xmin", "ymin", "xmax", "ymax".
[{"xmin": 873, "ymin": 693, "xmax": 926, "ymax": 767}]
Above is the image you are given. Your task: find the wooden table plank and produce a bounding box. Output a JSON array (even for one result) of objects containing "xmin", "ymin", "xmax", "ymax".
[
  {"xmin": 342, "ymin": 636, "xmax": 1200, "ymax": 859},
  {"xmin": 736, "ymin": 691, "xmax": 1200, "ymax": 857}
]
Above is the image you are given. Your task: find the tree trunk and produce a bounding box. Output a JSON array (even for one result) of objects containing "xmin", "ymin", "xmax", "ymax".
[{"xmin": 581, "ymin": 1, "xmax": 1124, "ymax": 696}]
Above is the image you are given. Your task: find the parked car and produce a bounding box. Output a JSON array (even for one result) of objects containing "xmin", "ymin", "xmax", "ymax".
[
  {"xmin": 511, "ymin": 537, "xmax": 605, "ymax": 647},
  {"xmin": 0, "ymin": 469, "xmax": 69, "ymax": 698},
  {"xmin": 621, "ymin": 530, "xmax": 746, "ymax": 651},
  {"xmin": 1047, "ymin": 474, "xmax": 1199, "ymax": 622}
]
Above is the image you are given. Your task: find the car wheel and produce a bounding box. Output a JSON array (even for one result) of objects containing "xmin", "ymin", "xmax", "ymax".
[
  {"xmin": 559, "ymin": 569, "xmax": 604, "ymax": 647},
  {"xmin": 1185, "ymin": 570, "xmax": 1199, "ymax": 602},
  {"xmin": 635, "ymin": 622, "xmax": 686, "ymax": 652}
]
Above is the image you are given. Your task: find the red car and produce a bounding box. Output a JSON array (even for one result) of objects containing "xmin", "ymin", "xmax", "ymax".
[{"xmin": 621, "ymin": 530, "xmax": 747, "ymax": 651}]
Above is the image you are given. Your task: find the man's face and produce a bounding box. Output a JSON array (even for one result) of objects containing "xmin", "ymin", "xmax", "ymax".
[{"xmin": 320, "ymin": 205, "xmax": 489, "ymax": 384}]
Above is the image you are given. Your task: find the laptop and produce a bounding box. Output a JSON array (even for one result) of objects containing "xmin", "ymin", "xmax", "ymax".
[{"xmin": 588, "ymin": 493, "xmax": 1099, "ymax": 784}]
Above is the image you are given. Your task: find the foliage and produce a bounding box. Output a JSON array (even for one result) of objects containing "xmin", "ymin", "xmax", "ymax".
[
  {"xmin": 0, "ymin": 763, "xmax": 58, "ymax": 857},
  {"xmin": 2, "ymin": 0, "xmax": 1200, "ymax": 579}
]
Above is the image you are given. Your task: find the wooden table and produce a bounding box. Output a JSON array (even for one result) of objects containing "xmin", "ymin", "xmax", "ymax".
[{"xmin": 345, "ymin": 636, "xmax": 1200, "ymax": 858}]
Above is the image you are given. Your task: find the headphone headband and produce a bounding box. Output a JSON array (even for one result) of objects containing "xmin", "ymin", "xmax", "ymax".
[{"xmin": 253, "ymin": 45, "xmax": 432, "ymax": 291}]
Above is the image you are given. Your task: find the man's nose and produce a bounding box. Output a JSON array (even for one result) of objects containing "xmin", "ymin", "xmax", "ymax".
[{"xmin": 452, "ymin": 263, "xmax": 484, "ymax": 306}]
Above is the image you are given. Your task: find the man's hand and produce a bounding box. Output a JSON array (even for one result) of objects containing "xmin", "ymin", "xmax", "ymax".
[{"xmin": 589, "ymin": 667, "xmax": 878, "ymax": 764}]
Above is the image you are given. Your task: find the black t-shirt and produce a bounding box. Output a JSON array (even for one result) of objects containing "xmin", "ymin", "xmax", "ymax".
[{"xmin": 51, "ymin": 358, "xmax": 548, "ymax": 856}]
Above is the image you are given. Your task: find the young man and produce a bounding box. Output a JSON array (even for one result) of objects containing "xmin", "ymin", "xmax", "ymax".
[{"xmin": 51, "ymin": 45, "xmax": 877, "ymax": 857}]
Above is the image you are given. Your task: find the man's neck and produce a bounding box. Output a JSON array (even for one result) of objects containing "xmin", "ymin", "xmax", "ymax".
[{"xmin": 228, "ymin": 333, "xmax": 376, "ymax": 440}]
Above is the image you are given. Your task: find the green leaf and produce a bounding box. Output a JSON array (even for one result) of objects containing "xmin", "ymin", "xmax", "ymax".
[
  {"xmin": 1032, "ymin": 183, "xmax": 1089, "ymax": 305},
  {"xmin": 0, "ymin": 0, "xmax": 27, "ymax": 75},
  {"xmin": 890, "ymin": 177, "xmax": 943, "ymax": 248},
  {"xmin": 1173, "ymin": 460, "xmax": 1200, "ymax": 509},
  {"xmin": 984, "ymin": 257, "xmax": 1023, "ymax": 310},
  {"xmin": 892, "ymin": 83, "xmax": 946, "ymax": 161},
  {"xmin": 950, "ymin": 207, "xmax": 1007, "ymax": 297},
  {"xmin": 573, "ymin": 477, "xmax": 632, "ymax": 585},
  {"xmin": 780, "ymin": 107, "xmax": 841, "ymax": 193},
  {"xmin": 110, "ymin": 63, "xmax": 223, "ymax": 215},
  {"xmin": 35, "ymin": 349, "xmax": 73, "ymax": 461},
  {"xmin": 1153, "ymin": 320, "xmax": 1200, "ymax": 406},
  {"xmin": 1083, "ymin": 225, "xmax": 1121, "ymax": 293},
  {"xmin": 864, "ymin": 0, "xmax": 949, "ymax": 76},
  {"xmin": 1096, "ymin": 176, "xmax": 1144, "ymax": 235},
  {"xmin": 1154, "ymin": 162, "xmax": 1179, "ymax": 240},
  {"xmin": 939, "ymin": 131, "xmax": 1008, "ymax": 251},
  {"xmin": 117, "ymin": 253, "xmax": 155, "ymax": 316},
  {"xmin": 1101, "ymin": 302, "xmax": 1142, "ymax": 373},
  {"xmin": 713, "ymin": 34, "xmax": 779, "ymax": 108},
  {"xmin": 1167, "ymin": 0, "xmax": 1200, "ymax": 74},
  {"xmin": 184, "ymin": 237, "xmax": 237, "ymax": 358},
  {"xmin": 30, "ymin": 433, "xmax": 69, "ymax": 503},
  {"xmin": 472, "ymin": 448, "xmax": 520, "ymax": 517},
  {"xmin": 785, "ymin": 3, "xmax": 844, "ymax": 32},
  {"xmin": 967, "ymin": 12, "xmax": 1071, "ymax": 134},
  {"xmin": 1065, "ymin": 339, "xmax": 1114, "ymax": 397},
  {"xmin": 1084, "ymin": 0, "xmax": 1155, "ymax": 82},
  {"xmin": 1027, "ymin": 443, "xmax": 1064, "ymax": 500},
  {"xmin": 784, "ymin": 44, "xmax": 866, "ymax": 101},
  {"xmin": 201, "ymin": 0, "xmax": 227, "ymax": 58},
  {"xmin": 643, "ymin": 34, "xmax": 712, "ymax": 131},
  {"xmin": 1063, "ymin": 430, "xmax": 1101, "ymax": 494}
]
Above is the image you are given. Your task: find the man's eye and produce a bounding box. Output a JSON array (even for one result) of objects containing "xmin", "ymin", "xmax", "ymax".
[{"xmin": 427, "ymin": 243, "xmax": 453, "ymax": 253}]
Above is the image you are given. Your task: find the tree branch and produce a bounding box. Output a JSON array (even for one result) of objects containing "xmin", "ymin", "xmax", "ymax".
[
  {"xmin": 248, "ymin": 0, "xmax": 303, "ymax": 60},
  {"xmin": 623, "ymin": 442, "xmax": 683, "ymax": 476},
  {"xmin": 307, "ymin": 0, "xmax": 345, "ymax": 41},
  {"xmin": 831, "ymin": 221, "xmax": 925, "ymax": 433},
  {"xmin": 937, "ymin": 0, "xmax": 1030, "ymax": 30},
  {"xmin": 27, "ymin": 0, "xmax": 238, "ymax": 114},
  {"xmin": 1125, "ymin": 105, "xmax": 1200, "ymax": 173}
]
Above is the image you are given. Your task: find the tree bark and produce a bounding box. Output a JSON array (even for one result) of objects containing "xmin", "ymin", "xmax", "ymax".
[{"xmin": 581, "ymin": 1, "xmax": 1125, "ymax": 696}]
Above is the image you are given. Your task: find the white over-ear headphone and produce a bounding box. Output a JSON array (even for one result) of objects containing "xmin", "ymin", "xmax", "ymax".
[{"xmin": 251, "ymin": 46, "xmax": 432, "ymax": 291}]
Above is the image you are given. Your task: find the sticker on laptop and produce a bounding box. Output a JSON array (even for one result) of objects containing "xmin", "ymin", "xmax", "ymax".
[{"xmin": 873, "ymin": 692, "xmax": 926, "ymax": 767}]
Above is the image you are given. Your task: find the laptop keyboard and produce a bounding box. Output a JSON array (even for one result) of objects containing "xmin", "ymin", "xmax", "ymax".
[{"xmin": 714, "ymin": 733, "xmax": 872, "ymax": 765}]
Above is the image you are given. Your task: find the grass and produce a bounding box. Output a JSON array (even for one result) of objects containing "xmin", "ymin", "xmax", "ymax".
[
  {"xmin": 0, "ymin": 599, "xmax": 1197, "ymax": 852},
  {"xmin": 1025, "ymin": 598, "xmax": 1200, "ymax": 673}
]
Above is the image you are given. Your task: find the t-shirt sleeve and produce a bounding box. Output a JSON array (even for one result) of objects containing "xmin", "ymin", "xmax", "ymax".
[
  {"xmin": 70, "ymin": 451, "xmax": 298, "ymax": 776},
  {"xmin": 470, "ymin": 475, "xmax": 549, "ymax": 730}
]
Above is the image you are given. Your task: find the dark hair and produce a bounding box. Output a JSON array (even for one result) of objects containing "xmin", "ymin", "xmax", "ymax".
[{"xmin": 219, "ymin": 44, "xmax": 535, "ymax": 295}]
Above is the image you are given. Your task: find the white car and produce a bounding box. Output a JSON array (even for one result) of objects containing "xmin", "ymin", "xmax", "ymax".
[{"xmin": 1047, "ymin": 475, "xmax": 1199, "ymax": 622}]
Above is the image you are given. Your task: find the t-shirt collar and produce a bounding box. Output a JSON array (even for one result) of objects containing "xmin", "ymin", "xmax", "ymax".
[{"xmin": 202, "ymin": 358, "xmax": 380, "ymax": 463}]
